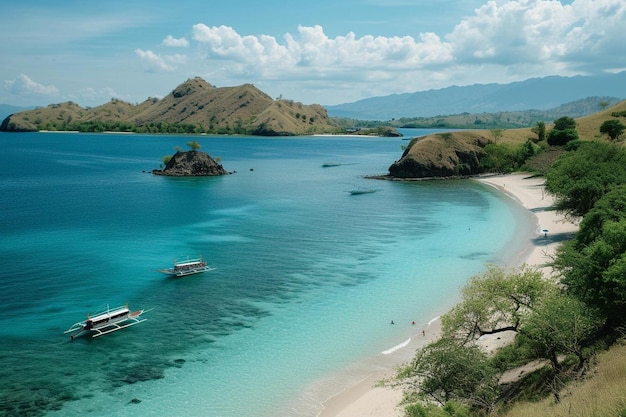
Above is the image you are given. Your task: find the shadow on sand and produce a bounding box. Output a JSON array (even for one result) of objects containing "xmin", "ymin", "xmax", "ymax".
[{"xmin": 531, "ymin": 231, "xmax": 577, "ymax": 247}]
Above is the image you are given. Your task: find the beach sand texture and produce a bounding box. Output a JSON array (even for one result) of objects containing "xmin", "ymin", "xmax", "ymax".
[{"xmin": 318, "ymin": 173, "xmax": 579, "ymax": 417}]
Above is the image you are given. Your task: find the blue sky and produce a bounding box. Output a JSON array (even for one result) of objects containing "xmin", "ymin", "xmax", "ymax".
[{"xmin": 1, "ymin": 0, "xmax": 624, "ymax": 107}]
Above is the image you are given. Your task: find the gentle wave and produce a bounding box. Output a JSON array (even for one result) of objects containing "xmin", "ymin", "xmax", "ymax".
[
  {"xmin": 428, "ymin": 316, "xmax": 440, "ymax": 326},
  {"xmin": 381, "ymin": 337, "xmax": 411, "ymax": 355},
  {"xmin": 380, "ymin": 315, "xmax": 441, "ymax": 355}
]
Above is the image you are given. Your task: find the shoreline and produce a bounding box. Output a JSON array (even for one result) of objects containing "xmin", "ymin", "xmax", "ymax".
[{"xmin": 317, "ymin": 173, "xmax": 579, "ymax": 417}]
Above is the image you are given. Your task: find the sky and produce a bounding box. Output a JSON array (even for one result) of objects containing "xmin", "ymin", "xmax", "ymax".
[{"xmin": 1, "ymin": 0, "xmax": 625, "ymax": 108}]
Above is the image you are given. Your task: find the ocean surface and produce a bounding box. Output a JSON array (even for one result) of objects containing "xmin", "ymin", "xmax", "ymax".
[{"xmin": 0, "ymin": 130, "xmax": 531, "ymax": 417}]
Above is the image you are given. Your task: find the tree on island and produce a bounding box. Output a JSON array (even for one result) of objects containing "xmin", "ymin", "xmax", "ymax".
[
  {"xmin": 187, "ymin": 140, "xmax": 201, "ymax": 151},
  {"xmin": 154, "ymin": 142, "xmax": 228, "ymax": 177},
  {"xmin": 161, "ymin": 154, "xmax": 172, "ymax": 169}
]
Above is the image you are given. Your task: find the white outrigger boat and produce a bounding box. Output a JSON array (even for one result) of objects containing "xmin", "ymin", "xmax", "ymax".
[
  {"xmin": 64, "ymin": 304, "xmax": 147, "ymax": 340},
  {"xmin": 159, "ymin": 256, "xmax": 215, "ymax": 277}
]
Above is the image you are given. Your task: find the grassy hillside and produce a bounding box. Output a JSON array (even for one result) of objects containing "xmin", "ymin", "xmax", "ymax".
[
  {"xmin": 391, "ymin": 99, "xmax": 626, "ymax": 178},
  {"xmin": 572, "ymin": 98, "xmax": 626, "ymax": 140},
  {"xmin": 0, "ymin": 77, "xmax": 337, "ymax": 135},
  {"xmin": 333, "ymin": 96, "xmax": 622, "ymax": 130},
  {"xmin": 502, "ymin": 342, "xmax": 626, "ymax": 417},
  {"xmin": 401, "ymin": 99, "xmax": 626, "ymax": 145}
]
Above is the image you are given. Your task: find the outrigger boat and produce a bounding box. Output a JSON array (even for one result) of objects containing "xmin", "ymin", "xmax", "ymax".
[
  {"xmin": 159, "ymin": 256, "xmax": 215, "ymax": 277},
  {"xmin": 349, "ymin": 188, "xmax": 378, "ymax": 195},
  {"xmin": 64, "ymin": 304, "xmax": 147, "ymax": 340}
]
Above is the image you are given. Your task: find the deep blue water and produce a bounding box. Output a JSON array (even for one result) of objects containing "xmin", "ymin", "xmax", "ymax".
[{"xmin": 0, "ymin": 131, "xmax": 529, "ymax": 417}]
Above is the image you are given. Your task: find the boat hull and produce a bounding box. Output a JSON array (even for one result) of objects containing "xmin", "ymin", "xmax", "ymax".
[
  {"xmin": 64, "ymin": 305, "xmax": 147, "ymax": 339},
  {"xmin": 159, "ymin": 265, "xmax": 215, "ymax": 277},
  {"xmin": 159, "ymin": 257, "xmax": 215, "ymax": 277}
]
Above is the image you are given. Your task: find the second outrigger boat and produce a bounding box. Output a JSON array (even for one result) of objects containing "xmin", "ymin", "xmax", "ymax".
[
  {"xmin": 349, "ymin": 188, "xmax": 378, "ymax": 195},
  {"xmin": 64, "ymin": 304, "xmax": 147, "ymax": 340},
  {"xmin": 159, "ymin": 256, "xmax": 215, "ymax": 277}
]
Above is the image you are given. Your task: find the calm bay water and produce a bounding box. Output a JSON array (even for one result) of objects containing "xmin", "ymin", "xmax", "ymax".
[{"xmin": 0, "ymin": 131, "xmax": 530, "ymax": 417}]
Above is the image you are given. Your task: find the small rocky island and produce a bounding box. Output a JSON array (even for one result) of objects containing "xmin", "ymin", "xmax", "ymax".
[{"xmin": 152, "ymin": 142, "xmax": 229, "ymax": 176}]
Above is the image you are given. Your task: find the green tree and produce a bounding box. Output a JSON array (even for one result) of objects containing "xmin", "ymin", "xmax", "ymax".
[
  {"xmin": 531, "ymin": 121, "xmax": 546, "ymax": 142},
  {"xmin": 545, "ymin": 141, "xmax": 626, "ymax": 218},
  {"xmin": 490, "ymin": 129, "xmax": 504, "ymax": 144},
  {"xmin": 395, "ymin": 337, "xmax": 499, "ymax": 410},
  {"xmin": 600, "ymin": 119, "xmax": 625, "ymax": 141},
  {"xmin": 521, "ymin": 293, "xmax": 601, "ymax": 373},
  {"xmin": 575, "ymin": 184, "xmax": 626, "ymax": 246},
  {"xmin": 547, "ymin": 116, "xmax": 578, "ymax": 146},
  {"xmin": 515, "ymin": 139, "xmax": 540, "ymax": 166},
  {"xmin": 554, "ymin": 116, "xmax": 576, "ymax": 130},
  {"xmin": 442, "ymin": 265, "xmax": 551, "ymax": 343},
  {"xmin": 479, "ymin": 143, "xmax": 516, "ymax": 174},
  {"xmin": 554, "ymin": 187, "xmax": 626, "ymax": 328},
  {"xmin": 520, "ymin": 293, "xmax": 602, "ymax": 402}
]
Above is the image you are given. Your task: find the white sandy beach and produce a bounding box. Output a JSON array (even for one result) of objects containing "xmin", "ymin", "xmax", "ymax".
[{"xmin": 318, "ymin": 173, "xmax": 579, "ymax": 417}]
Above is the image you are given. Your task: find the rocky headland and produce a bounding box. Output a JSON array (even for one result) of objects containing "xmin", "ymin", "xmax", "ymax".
[
  {"xmin": 388, "ymin": 131, "xmax": 490, "ymax": 178},
  {"xmin": 383, "ymin": 98, "xmax": 626, "ymax": 179}
]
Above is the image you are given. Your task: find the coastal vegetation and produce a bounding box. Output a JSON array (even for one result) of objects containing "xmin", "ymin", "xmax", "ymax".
[
  {"xmin": 387, "ymin": 99, "xmax": 626, "ymax": 179},
  {"xmin": 599, "ymin": 119, "xmax": 626, "ymax": 141},
  {"xmin": 390, "ymin": 108, "xmax": 626, "ymax": 416}
]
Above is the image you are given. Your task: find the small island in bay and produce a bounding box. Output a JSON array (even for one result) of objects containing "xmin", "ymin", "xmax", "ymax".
[{"xmin": 152, "ymin": 141, "xmax": 229, "ymax": 177}]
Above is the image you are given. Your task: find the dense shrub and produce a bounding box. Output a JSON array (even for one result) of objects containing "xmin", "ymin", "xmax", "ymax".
[{"xmin": 547, "ymin": 116, "xmax": 579, "ymax": 146}]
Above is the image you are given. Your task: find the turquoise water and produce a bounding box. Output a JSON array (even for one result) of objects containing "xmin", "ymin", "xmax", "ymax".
[{"xmin": 0, "ymin": 131, "xmax": 529, "ymax": 417}]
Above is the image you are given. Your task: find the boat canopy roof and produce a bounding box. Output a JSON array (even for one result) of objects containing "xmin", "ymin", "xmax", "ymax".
[
  {"xmin": 175, "ymin": 258, "xmax": 204, "ymax": 267},
  {"xmin": 88, "ymin": 305, "xmax": 129, "ymax": 321}
]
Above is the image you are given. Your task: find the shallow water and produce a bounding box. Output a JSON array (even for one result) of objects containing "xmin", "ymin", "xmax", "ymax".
[{"xmin": 0, "ymin": 131, "xmax": 529, "ymax": 417}]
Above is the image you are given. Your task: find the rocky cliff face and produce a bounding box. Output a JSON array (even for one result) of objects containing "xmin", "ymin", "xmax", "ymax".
[
  {"xmin": 152, "ymin": 150, "xmax": 228, "ymax": 176},
  {"xmin": 388, "ymin": 131, "xmax": 490, "ymax": 178}
]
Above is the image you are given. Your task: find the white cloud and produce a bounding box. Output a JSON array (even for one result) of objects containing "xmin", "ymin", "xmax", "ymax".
[
  {"xmin": 447, "ymin": 0, "xmax": 626, "ymax": 72},
  {"xmin": 135, "ymin": 0, "xmax": 626, "ymax": 104},
  {"xmin": 192, "ymin": 23, "xmax": 453, "ymax": 76},
  {"xmin": 4, "ymin": 74, "xmax": 59, "ymax": 96},
  {"xmin": 75, "ymin": 86, "xmax": 124, "ymax": 104},
  {"xmin": 163, "ymin": 35, "xmax": 189, "ymax": 48},
  {"xmin": 187, "ymin": 0, "xmax": 624, "ymax": 90},
  {"xmin": 135, "ymin": 49, "xmax": 187, "ymax": 72}
]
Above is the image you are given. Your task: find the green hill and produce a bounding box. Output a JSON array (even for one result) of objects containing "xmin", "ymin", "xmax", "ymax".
[
  {"xmin": 0, "ymin": 77, "xmax": 337, "ymax": 136},
  {"xmin": 387, "ymin": 99, "xmax": 626, "ymax": 178}
]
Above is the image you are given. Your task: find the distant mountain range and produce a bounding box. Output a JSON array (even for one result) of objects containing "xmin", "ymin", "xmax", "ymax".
[{"xmin": 325, "ymin": 72, "xmax": 626, "ymax": 120}]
